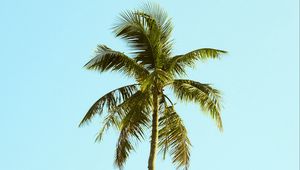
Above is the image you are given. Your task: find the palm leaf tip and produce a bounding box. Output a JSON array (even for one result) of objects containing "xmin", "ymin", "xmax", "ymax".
[
  {"xmin": 83, "ymin": 45, "xmax": 109, "ymax": 68},
  {"xmin": 164, "ymin": 48, "xmax": 227, "ymax": 76},
  {"xmin": 113, "ymin": 91, "xmax": 152, "ymax": 168},
  {"xmin": 79, "ymin": 84, "xmax": 139, "ymax": 127},
  {"xmin": 158, "ymin": 105, "xmax": 191, "ymax": 169},
  {"xmin": 114, "ymin": 130, "xmax": 134, "ymax": 169},
  {"xmin": 172, "ymin": 79, "xmax": 224, "ymax": 131},
  {"xmin": 83, "ymin": 45, "xmax": 149, "ymax": 80}
]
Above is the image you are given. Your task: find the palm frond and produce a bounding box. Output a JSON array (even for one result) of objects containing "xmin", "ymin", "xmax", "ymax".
[
  {"xmin": 84, "ymin": 45, "xmax": 148, "ymax": 81},
  {"xmin": 159, "ymin": 104, "xmax": 191, "ymax": 169},
  {"xmin": 141, "ymin": 69, "xmax": 173, "ymax": 92},
  {"xmin": 114, "ymin": 91, "xmax": 152, "ymax": 168},
  {"xmin": 95, "ymin": 111, "xmax": 121, "ymax": 142},
  {"xmin": 172, "ymin": 79, "xmax": 223, "ymax": 130},
  {"xmin": 114, "ymin": 129, "xmax": 134, "ymax": 169},
  {"xmin": 138, "ymin": 2, "xmax": 174, "ymax": 58},
  {"xmin": 113, "ymin": 3, "xmax": 173, "ymax": 70},
  {"xmin": 165, "ymin": 48, "xmax": 227, "ymax": 76},
  {"xmin": 86, "ymin": 89, "xmax": 152, "ymax": 143},
  {"xmin": 113, "ymin": 10, "xmax": 157, "ymax": 70},
  {"xmin": 79, "ymin": 84, "xmax": 138, "ymax": 127}
]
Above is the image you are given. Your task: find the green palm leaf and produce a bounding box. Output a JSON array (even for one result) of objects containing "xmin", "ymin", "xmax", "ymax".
[
  {"xmin": 114, "ymin": 91, "xmax": 152, "ymax": 168},
  {"xmin": 95, "ymin": 111, "xmax": 121, "ymax": 142},
  {"xmin": 84, "ymin": 45, "xmax": 148, "ymax": 81},
  {"xmin": 166, "ymin": 48, "xmax": 227, "ymax": 76},
  {"xmin": 159, "ymin": 104, "xmax": 191, "ymax": 170},
  {"xmin": 141, "ymin": 69, "xmax": 173, "ymax": 91},
  {"xmin": 113, "ymin": 2, "xmax": 173, "ymax": 70},
  {"xmin": 137, "ymin": 3, "xmax": 174, "ymax": 58},
  {"xmin": 113, "ymin": 10, "xmax": 156, "ymax": 70},
  {"xmin": 115, "ymin": 129, "xmax": 134, "ymax": 169},
  {"xmin": 172, "ymin": 79, "xmax": 223, "ymax": 130},
  {"xmin": 79, "ymin": 84, "xmax": 138, "ymax": 127}
]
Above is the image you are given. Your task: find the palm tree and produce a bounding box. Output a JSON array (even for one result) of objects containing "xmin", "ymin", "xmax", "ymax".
[{"xmin": 80, "ymin": 3, "xmax": 226, "ymax": 170}]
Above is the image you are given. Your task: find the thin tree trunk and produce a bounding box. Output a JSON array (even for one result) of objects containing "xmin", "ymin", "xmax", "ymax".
[{"xmin": 148, "ymin": 90, "xmax": 159, "ymax": 170}]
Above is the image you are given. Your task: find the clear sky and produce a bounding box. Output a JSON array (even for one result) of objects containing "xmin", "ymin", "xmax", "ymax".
[{"xmin": 0, "ymin": 0, "xmax": 299, "ymax": 170}]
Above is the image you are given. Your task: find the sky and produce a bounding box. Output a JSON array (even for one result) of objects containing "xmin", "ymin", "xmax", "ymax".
[{"xmin": 0, "ymin": 0, "xmax": 299, "ymax": 170}]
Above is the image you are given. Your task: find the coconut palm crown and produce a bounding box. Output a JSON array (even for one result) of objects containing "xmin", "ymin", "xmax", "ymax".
[{"xmin": 80, "ymin": 3, "xmax": 226, "ymax": 170}]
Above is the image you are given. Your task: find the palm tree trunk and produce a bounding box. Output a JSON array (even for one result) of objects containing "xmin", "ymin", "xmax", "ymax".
[{"xmin": 148, "ymin": 90, "xmax": 159, "ymax": 170}]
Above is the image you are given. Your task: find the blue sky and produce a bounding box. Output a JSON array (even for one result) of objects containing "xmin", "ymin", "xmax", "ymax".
[{"xmin": 0, "ymin": 0, "xmax": 298, "ymax": 170}]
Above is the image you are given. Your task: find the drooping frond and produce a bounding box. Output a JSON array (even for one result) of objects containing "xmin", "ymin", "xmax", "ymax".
[
  {"xmin": 165, "ymin": 48, "xmax": 227, "ymax": 76},
  {"xmin": 117, "ymin": 91, "xmax": 151, "ymax": 141},
  {"xmin": 141, "ymin": 69, "xmax": 173, "ymax": 91},
  {"xmin": 172, "ymin": 79, "xmax": 223, "ymax": 130},
  {"xmin": 114, "ymin": 129, "xmax": 133, "ymax": 169},
  {"xmin": 114, "ymin": 91, "xmax": 152, "ymax": 168},
  {"xmin": 95, "ymin": 111, "xmax": 121, "ymax": 142},
  {"xmin": 79, "ymin": 84, "xmax": 139, "ymax": 127},
  {"xmin": 113, "ymin": 2, "xmax": 173, "ymax": 70},
  {"xmin": 158, "ymin": 104, "xmax": 191, "ymax": 170},
  {"xmin": 84, "ymin": 45, "xmax": 148, "ymax": 81}
]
